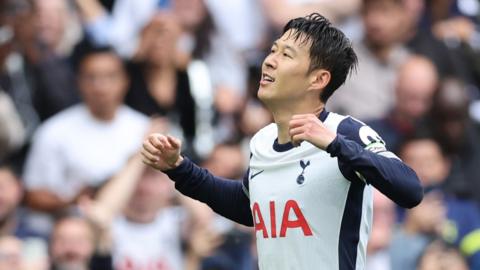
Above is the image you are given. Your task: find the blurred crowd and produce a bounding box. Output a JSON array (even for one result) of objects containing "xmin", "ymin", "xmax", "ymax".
[{"xmin": 0, "ymin": 0, "xmax": 480, "ymax": 269}]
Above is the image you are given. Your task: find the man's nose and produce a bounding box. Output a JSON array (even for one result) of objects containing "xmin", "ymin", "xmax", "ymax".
[{"xmin": 263, "ymin": 54, "xmax": 277, "ymax": 70}]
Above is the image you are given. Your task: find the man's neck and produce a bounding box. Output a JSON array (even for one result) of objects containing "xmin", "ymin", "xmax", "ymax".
[
  {"xmin": 124, "ymin": 208, "xmax": 157, "ymax": 224},
  {"xmin": 88, "ymin": 106, "xmax": 118, "ymax": 122},
  {"xmin": 271, "ymin": 104, "xmax": 324, "ymax": 144}
]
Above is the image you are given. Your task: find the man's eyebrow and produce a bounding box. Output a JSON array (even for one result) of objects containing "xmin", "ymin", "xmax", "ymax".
[
  {"xmin": 272, "ymin": 41, "xmax": 297, "ymax": 54},
  {"xmin": 284, "ymin": 45, "xmax": 297, "ymax": 54}
]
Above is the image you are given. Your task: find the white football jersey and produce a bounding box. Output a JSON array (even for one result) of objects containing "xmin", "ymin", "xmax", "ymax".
[{"xmin": 247, "ymin": 111, "xmax": 377, "ymax": 270}]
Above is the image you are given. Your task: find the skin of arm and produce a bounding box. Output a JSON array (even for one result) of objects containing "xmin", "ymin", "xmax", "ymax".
[
  {"xmin": 25, "ymin": 190, "xmax": 72, "ymax": 212},
  {"xmin": 74, "ymin": 0, "xmax": 106, "ymax": 23},
  {"xmin": 79, "ymin": 153, "xmax": 146, "ymax": 228}
]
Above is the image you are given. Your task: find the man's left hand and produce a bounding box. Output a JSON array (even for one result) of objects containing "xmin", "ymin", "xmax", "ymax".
[{"xmin": 289, "ymin": 114, "xmax": 337, "ymax": 150}]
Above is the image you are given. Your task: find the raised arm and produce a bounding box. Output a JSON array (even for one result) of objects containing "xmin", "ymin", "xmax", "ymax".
[{"xmin": 141, "ymin": 134, "xmax": 253, "ymax": 226}]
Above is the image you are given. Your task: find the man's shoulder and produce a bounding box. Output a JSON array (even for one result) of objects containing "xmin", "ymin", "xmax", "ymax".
[
  {"xmin": 328, "ymin": 113, "xmax": 386, "ymax": 150},
  {"xmin": 33, "ymin": 105, "xmax": 86, "ymax": 140},
  {"xmin": 251, "ymin": 122, "xmax": 277, "ymax": 141}
]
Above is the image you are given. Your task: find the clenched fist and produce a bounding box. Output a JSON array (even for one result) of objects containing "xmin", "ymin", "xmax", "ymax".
[{"xmin": 141, "ymin": 134, "xmax": 183, "ymax": 171}]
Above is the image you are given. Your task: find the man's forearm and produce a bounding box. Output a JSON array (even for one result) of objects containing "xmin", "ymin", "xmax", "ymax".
[
  {"xmin": 164, "ymin": 158, "xmax": 253, "ymax": 226},
  {"xmin": 327, "ymin": 135, "xmax": 423, "ymax": 208},
  {"xmin": 25, "ymin": 190, "xmax": 71, "ymax": 212}
]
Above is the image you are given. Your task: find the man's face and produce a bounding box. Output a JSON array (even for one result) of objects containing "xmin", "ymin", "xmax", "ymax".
[
  {"xmin": 395, "ymin": 61, "xmax": 437, "ymax": 119},
  {"xmin": 0, "ymin": 169, "xmax": 21, "ymax": 223},
  {"xmin": 78, "ymin": 53, "xmax": 128, "ymax": 119},
  {"xmin": 34, "ymin": 0, "xmax": 67, "ymax": 50},
  {"xmin": 258, "ymin": 29, "xmax": 312, "ymax": 104},
  {"xmin": 50, "ymin": 219, "xmax": 94, "ymax": 269},
  {"xmin": 129, "ymin": 168, "xmax": 174, "ymax": 213},
  {"xmin": 362, "ymin": 1, "xmax": 406, "ymax": 48},
  {"xmin": 401, "ymin": 140, "xmax": 449, "ymax": 186}
]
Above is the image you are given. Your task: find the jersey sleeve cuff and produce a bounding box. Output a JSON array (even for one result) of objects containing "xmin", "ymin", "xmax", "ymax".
[
  {"xmin": 326, "ymin": 135, "xmax": 342, "ymax": 157},
  {"xmin": 164, "ymin": 157, "xmax": 193, "ymax": 182}
]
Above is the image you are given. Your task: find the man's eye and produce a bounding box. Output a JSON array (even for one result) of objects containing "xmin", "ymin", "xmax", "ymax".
[{"xmin": 283, "ymin": 53, "xmax": 291, "ymax": 58}]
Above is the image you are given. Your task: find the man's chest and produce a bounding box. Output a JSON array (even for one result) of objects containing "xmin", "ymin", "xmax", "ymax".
[{"xmin": 248, "ymin": 153, "xmax": 350, "ymax": 239}]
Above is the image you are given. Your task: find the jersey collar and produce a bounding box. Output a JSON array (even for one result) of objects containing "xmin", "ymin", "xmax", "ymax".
[{"xmin": 272, "ymin": 109, "xmax": 329, "ymax": 152}]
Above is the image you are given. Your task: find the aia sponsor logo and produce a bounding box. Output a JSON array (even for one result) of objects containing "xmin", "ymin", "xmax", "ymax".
[{"xmin": 252, "ymin": 200, "xmax": 313, "ymax": 238}]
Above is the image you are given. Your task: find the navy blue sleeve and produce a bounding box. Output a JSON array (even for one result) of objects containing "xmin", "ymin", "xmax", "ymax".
[
  {"xmin": 164, "ymin": 157, "xmax": 253, "ymax": 226},
  {"xmin": 326, "ymin": 117, "xmax": 423, "ymax": 208}
]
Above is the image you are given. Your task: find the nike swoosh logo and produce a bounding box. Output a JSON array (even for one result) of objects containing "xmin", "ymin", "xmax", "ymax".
[{"xmin": 250, "ymin": 170, "xmax": 264, "ymax": 180}]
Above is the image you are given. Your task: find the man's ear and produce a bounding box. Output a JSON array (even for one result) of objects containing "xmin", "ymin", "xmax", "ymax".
[{"xmin": 308, "ymin": 69, "xmax": 331, "ymax": 92}]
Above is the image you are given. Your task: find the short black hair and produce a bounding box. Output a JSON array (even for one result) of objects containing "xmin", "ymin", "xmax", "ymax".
[
  {"xmin": 71, "ymin": 39, "xmax": 122, "ymax": 74},
  {"xmin": 283, "ymin": 13, "xmax": 357, "ymax": 102}
]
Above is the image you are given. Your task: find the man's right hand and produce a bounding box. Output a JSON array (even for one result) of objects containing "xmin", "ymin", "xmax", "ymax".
[{"xmin": 141, "ymin": 134, "xmax": 183, "ymax": 171}]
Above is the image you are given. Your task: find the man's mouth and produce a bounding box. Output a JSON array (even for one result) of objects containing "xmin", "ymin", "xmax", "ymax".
[{"xmin": 261, "ymin": 73, "xmax": 275, "ymax": 83}]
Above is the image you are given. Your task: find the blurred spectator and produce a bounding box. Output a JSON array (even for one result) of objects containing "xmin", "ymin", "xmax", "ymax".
[
  {"xmin": 75, "ymin": 0, "xmax": 166, "ymax": 58},
  {"xmin": 23, "ymin": 46, "xmax": 149, "ymax": 235},
  {"xmin": 0, "ymin": 165, "xmax": 34, "ymax": 238},
  {"xmin": 0, "ymin": 165, "xmax": 49, "ymax": 269},
  {"xmin": 260, "ymin": 0, "xmax": 361, "ymax": 31},
  {"xmin": 78, "ymin": 148, "xmax": 184, "ymax": 270},
  {"xmin": 426, "ymin": 0, "xmax": 480, "ymax": 93},
  {"xmin": 125, "ymin": 14, "xmax": 199, "ymax": 157},
  {"xmin": 206, "ymin": 0, "xmax": 267, "ymax": 65},
  {"xmin": 33, "ymin": 0, "xmax": 81, "ymax": 57},
  {"xmin": 366, "ymin": 190, "xmax": 395, "ymax": 270},
  {"xmin": 111, "ymin": 166, "xmax": 183, "ymax": 270},
  {"xmin": 76, "ymin": 0, "xmax": 247, "ymax": 109},
  {"xmin": 0, "ymin": 92, "xmax": 25, "ymax": 163},
  {"xmin": 390, "ymin": 136, "xmax": 480, "ymax": 269},
  {"xmin": 31, "ymin": 0, "xmax": 82, "ymax": 122},
  {"xmin": 0, "ymin": 0, "xmax": 40, "ymax": 165},
  {"xmin": 0, "ymin": 235, "xmax": 49, "ymax": 270},
  {"xmin": 202, "ymin": 143, "xmax": 246, "ymax": 180},
  {"xmin": 368, "ymin": 55, "xmax": 438, "ymax": 153},
  {"xmin": 401, "ymin": 0, "xmax": 457, "ymax": 78},
  {"xmin": 0, "ymin": 235, "xmax": 25, "ymax": 270},
  {"xmin": 77, "ymin": 0, "xmax": 253, "ymax": 149},
  {"xmin": 168, "ymin": 0, "xmax": 247, "ymax": 116},
  {"xmin": 327, "ymin": 0, "xmax": 409, "ymax": 120},
  {"xmin": 429, "ymin": 77, "xmax": 480, "ymax": 203},
  {"xmin": 50, "ymin": 216, "xmax": 113, "ymax": 270},
  {"xmin": 417, "ymin": 240, "xmax": 469, "ymax": 270}
]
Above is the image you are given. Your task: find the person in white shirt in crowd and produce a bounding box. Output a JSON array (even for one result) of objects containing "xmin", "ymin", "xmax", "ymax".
[{"xmin": 23, "ymin": 44, "xmax": 149, "ymax": 235}]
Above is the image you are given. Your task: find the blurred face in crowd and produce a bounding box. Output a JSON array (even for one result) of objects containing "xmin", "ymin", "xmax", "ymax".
[
  {"xmin": 172, "ymin": 0, "xmax": 207, "ymax": 31},
  {"xmin": 432, "ymin": 79, "xmax": 470, "ymax": 153},
  {"xmin": 362, "ymin": 0, "xmax": 406, "ymax": 49},
  {"xmin": 0, "ymin": 236, "xmax": 23, "ymax": 270},
  {"xmin": 33, "ymin": 0, "xmax": 68, "ymax": 50},
  {"xmin": 127, "ymin": 167, "xmax": 174, "ymax": 221},
  {"xmin": 203, "ymin": 144, "xmax": 245, "ymax": 179},
  {"xmin": 400, "ymin": 139, "xmax": 450, "ymax": 186},
  {"xmin": 142, "ymin": 14, "xmax": 180, "ymax": 67},
  {"xmin": 417, "ymin": 241, "xmax": 468, "ymax": 270},
  {"xmin": 368, "ymin": 190, "xmax": 395, "ymax": 254},
  {"xmin": 0, "ymin": 0, "xmax": 30, "ymax": 62},
  {"xmin": 50, "ymin": 218, "xmax": 95, "ymax": 270},
  {"xmin": 395, "ymin": 56, "xmax": 438, "ymax": 120},
  {"xmin": 78, "ymin": 52, "xmax": 128, "ymax": 121},
  {"xmin": 0, "ymin": 168, "xmax": 22, "ymax": 224}
]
